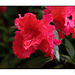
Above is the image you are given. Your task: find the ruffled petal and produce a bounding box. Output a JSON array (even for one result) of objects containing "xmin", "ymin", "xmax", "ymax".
[
  {"xmin": 53, "ymin": 39, "xmax": 62, "ymax": 46},
  {"xmin": 12, "ymin": 31, "xmax": 36, "ymax": 58}
]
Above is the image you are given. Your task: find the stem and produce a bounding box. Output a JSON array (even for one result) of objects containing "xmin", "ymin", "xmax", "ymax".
[{"xmin": 56, "ymin": 28, "xmax": 69, "ymax": 38}]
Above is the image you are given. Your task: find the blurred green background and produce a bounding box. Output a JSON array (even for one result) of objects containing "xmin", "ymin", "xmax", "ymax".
[{"xmin": 0, "ymin": 6, "xmax": 75, "ymax": 69}]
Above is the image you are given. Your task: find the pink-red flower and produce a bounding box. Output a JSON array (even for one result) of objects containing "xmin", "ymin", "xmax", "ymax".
[
  {"xmin": 13, "ymin": 13, "xmax": 61, "ymax": 60},
  {"xmin": 43, "ymin": 6, "xmax": 75, "ymax": 38},
  {"xmin": 0, "ymin": 6, "xmax": 7, "ymax": 14}
]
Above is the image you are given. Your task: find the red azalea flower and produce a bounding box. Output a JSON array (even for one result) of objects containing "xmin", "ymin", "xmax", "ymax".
[
  {"xmin": 0, "ymin": 6, "xmax": 7, "ymax": 13},
  {"xmin": 43, "ymin": 6, "xmax": 75, "ymax": 38},
  {"xmin": 13, "ymin": 13, "xmax": 61, "ymax": 60}
]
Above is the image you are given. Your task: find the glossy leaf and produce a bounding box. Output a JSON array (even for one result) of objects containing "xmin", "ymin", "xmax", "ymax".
[
  {"xmin": 54, "ymin": 29, "xmax": 59, "ymax": 40},
  {"xmin": 61, "ymin": 54, "xmax": 75, "ymax": 65},
  {"xmin": 23, "ymin": 56, "xmax": 51, "ymax": 68},
  {"xmin": 54, "ymin": 29, "xmax": 60, "ymax": 61},
  {"xmin": 54, "ymin": 45, "xmax": 60, "ymax": 61},
  {"xmin": 65, "ymin": 38, "xmax": 75, "ymax": 59}
]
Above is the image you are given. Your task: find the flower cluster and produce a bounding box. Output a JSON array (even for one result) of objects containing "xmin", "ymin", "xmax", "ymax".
[
  {"xmin": 43, "ymin": 6, "xmax": 75, "ymax": 38},
  {"xmin": 12, "ymin": 13, "xmax": 61, "ymax": 60}
]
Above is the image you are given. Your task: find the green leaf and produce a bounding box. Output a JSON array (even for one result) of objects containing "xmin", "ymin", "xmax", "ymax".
[
  {"xmin": 54, "ymin": 45, "xmax": 60, "ymax": 61},
  {"xmin": 61, "ymin": 54, "xmax": 75, "ymax": 65},
  {"xmin": 53, "ymin": 29, "xmax": 59, "ymax": 40},
  {"xmin": 23, "ymin": 56, "xmax": 51, "ymax": 68},
  {"xmin": 65, "ymin": 38, "xmax": 75, "ymax": 59},
  {"xmin": 53, "ymin": 29, "xmax": 60, "ymax": 61}
]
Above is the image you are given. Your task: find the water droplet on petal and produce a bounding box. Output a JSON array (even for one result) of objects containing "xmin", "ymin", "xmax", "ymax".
[
  {"xmin": 24, "ymin": 39, "xmax": 32, "ymax": 46},
  {"xmin": 68, "ymin": 12, "xmax": 70, "ymax": 13}
]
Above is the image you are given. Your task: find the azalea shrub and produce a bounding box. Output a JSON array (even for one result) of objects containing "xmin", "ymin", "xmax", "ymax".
[{"xmin": 0, "ymin": 6, "xmax": 75, "ymax": 68}]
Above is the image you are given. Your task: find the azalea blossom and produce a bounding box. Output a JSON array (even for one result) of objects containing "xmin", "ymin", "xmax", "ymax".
[
  {"xmin": 12, "ymin": 13, "xmax": 61, "ymax": 60},
  {"xmin": 0, "ymin": 6, "xmax": 7, "ymax": 13},
  {"xmin": 43, "ymin": 6, "xmax": 75, "ymax": 38}
]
